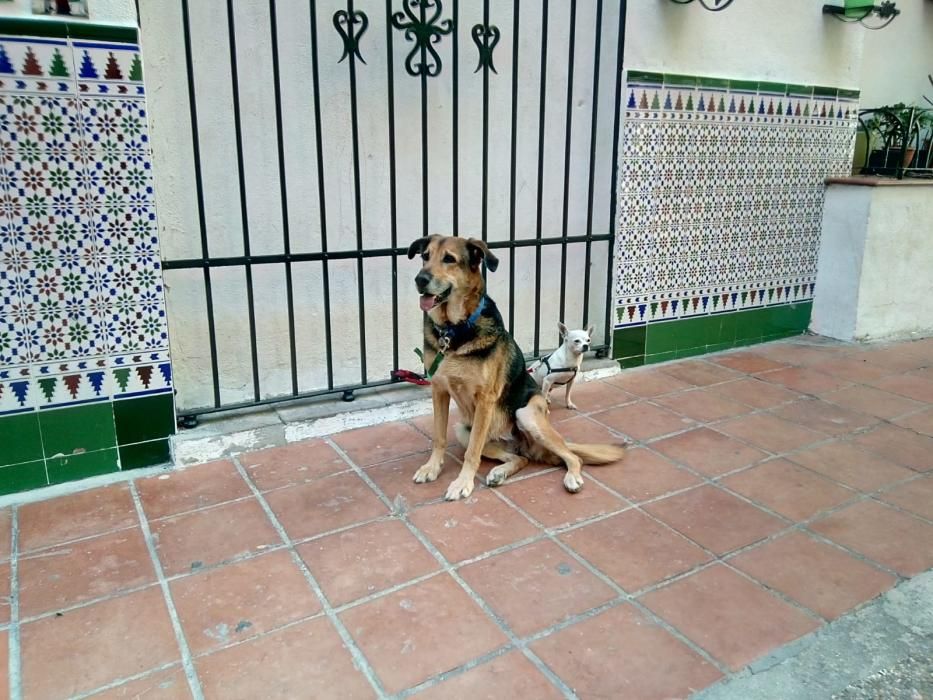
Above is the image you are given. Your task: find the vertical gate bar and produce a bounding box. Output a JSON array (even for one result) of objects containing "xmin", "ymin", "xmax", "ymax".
[
  {"xmin": 507, "ymin": 0, "xmax": 521, "ymax": 334},
  {"xmin": 385, "ymin": 0, "xmax": 400, "ymax": 373},
  {"xmin": 308, "ymin": 0, "xmax": 336, "ymax": 389},
  {"xmin": 268, "ymin": 0, "xmax": 299, "ymax": 397},
  {"xmin": 604, "ymin": 0, "xmax": 627, "ymax": 351},
  {"xmin": 581, "ymin": 0, "xmax": 604, "ymax": 328},
  {"xmin": 532, "ymin": 0, "xmax": 549, "ymax": 356},
  {"xmin": 558, "ymin": 0, "xmax": 577, "ymax": 329},
  {"xmin": 419, "ymin": 1, "xmax": 430, "ymax": 238},
  {"xmin": 225, "ymin": 0, "xmax": 262, "ymax": 403},
  {"xmin": 180, "ymin": 0, "xmax": 221, "ymax": 410},
  {"xmin": 480, "ymin": 0, "xmax": 490, "ymax": 245},
  {"xmin": 347, "ymin": 0, "xmax": 368, "ymax": 385},
  {"xmin": 452, "ymin": 0, "xmax": 459, "ymax": 237}
]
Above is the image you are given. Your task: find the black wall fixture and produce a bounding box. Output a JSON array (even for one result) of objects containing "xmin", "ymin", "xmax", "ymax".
[{"xmin": 668, "ymin": 0, "xmax": 735, "ymax": 11}]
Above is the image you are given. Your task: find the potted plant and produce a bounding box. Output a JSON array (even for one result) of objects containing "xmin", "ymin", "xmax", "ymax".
[{"xmin": 863, "ymin": 103, "xmax": 933, "ymax": 172}]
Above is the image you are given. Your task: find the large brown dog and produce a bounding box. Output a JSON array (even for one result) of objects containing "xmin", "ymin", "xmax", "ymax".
[{"xmin": 408, "ymin": 234, "xmax": 626, "ymax": 501}]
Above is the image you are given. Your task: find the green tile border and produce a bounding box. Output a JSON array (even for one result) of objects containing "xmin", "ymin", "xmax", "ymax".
[
  {"xmin": 627, "ymin": 70, "xmax": 663, "ymax": 84},
  {"xmin": 47, "ymin": 448, "xmax": 119, "ymax": 485},
  {"xmin": 0, "ymin": 17, "xmax": 137, "ymax": 42},
  {"xmin": 38, "ymin": 402, "xmax": 117, "ymax": 456},
  {"xmin": 696, "ymin": 76, "xmax": 729, "ymax": 89},
  {"xmin": 119, "ymin": 439, "xmax": 171, "ymax": 470},
  {"xmin": 631, "ymin": 71, "xmax": 860, "ymax": 102},
  {"xmin": 0, "ymin": 460, "xmax": 48, "ymax": 496},
  {"xmin": 0, "ymin": 412, "xmax": 43, "ymax": 468},
  {"xmin": 113, "ymin": 393, "xmax": 176, "ymax": 446}
]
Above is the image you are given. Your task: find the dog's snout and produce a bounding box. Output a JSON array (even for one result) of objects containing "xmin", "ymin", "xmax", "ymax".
[
  {"xmin": 415, "ymin": 271, "xmax": 431, "ymax": 292},
  {"xmin": 582, "ymin": 344, "xmax": 590, "ymax": 352}
]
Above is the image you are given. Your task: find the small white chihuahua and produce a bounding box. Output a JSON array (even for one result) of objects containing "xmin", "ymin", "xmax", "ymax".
[{"xmin": 528, "ymin": 322, "xmax": 593, "ymax": 410}]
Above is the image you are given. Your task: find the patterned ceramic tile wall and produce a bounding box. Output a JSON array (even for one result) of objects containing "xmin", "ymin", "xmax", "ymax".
[
  {"xmin": 0, "ymin": 20, "xmax": 174, "ymax": 496},
  {"xmin": 613, "ymin": 71, "xmax": 858, "ymax": 366}
]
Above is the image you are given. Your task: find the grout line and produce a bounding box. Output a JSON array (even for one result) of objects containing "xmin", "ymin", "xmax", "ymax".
[
  {"xmin": 129, "ymin": 483, "xmax": 205, "ymax": 700},
  {"xmin": 323, "ymin": 437, "xmax": 579, "ymax": 700},
  {"xmin": 8, "ymin": 507, "xmax": 20, "ymax": 700},
  {"xmin": 69, "ymin": 661, "xmax": 184, "ymax": 700},
  {"xmin": 228, "ymin": 456, "xmax": 389, "ymax": 700}
]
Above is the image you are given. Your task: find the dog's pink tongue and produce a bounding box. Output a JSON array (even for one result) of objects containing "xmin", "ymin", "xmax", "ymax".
[{"xmin": 419, "ymin": 294, "xmax": 435, "ymax": 312}]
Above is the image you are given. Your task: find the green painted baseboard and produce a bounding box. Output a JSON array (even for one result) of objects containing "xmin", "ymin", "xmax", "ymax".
[{"xmin": 613, "ymin": 302, "xmax": 812, "ymax": 367}]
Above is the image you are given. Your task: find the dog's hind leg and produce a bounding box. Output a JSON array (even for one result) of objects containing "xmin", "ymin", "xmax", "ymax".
[
  {"xmin": 516, "ymin": 395, "xmax": 585, "ymax": 493},
  {"xmin": 564, "ymin": 375, "xmax": 578, "ymax": 410},
  {"xmin": 542, "ymin": 376, "xmax": 555, "ymax": 405},
  {"xmin": 483, "ymin": 442, "xmax": 529, "ymax": 487},
  {"xmin": 413, "ymin": 387, "xmax": 450, "ymax": 484}
]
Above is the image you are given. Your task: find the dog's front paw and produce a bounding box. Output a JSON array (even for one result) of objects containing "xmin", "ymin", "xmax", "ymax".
[
  {"xmin": 413, "ymin": 460, "xmax": 442, "ymax": 483},
  {"xmin": 563, "ymin": 472, "xmax": 584, "ymax": 493},
  {"xmin": 445, "ymin": 474, "xmax": 475, "ymax": 501},
  {"xmin": 486, "ymin": 465, "xmax": 511, "ymax": 487},
  {"xmin": 566, "ymin": 401, "xmax": 578, "ymax": 410}
]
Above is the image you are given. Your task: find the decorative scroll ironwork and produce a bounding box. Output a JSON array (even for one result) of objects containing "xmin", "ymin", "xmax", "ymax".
[
  {"xmin": 334, "ymin": 8, "xmax": 369, "ymax": 64},
  {"xmin": 391, "ymin": 0, "xmax": 454, "ymax": 77},
  {"xmin": 471, "ymin": 23, "xmax": 500, "ymax": 74}
]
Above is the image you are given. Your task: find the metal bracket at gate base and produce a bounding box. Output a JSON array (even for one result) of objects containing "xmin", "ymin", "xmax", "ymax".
[
  {"xmin": 342, "ymin": 389, "xmax": 356, "ymax": 402},
  {"xmin": 471, "ymin": 23, "xmax": 500, "ymax": 74},
  {"xmin": 391, "ymin": 0, "xmax": 454, "ymax": 78},
  {"xmin": 334, "ymin": 8, "xmax": 369, "ymax": 64},
  {"xmin": 178, "ymin": 415, "xmax": 199, "ymax": 429}
]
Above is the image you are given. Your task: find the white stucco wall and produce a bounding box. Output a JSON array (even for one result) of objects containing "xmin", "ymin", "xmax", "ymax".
[
  {"xmin": 812, "ymin": 182, "xmax": 933, "ymax": 342},
  {"xmin": 0, "ymin": 0, "xmax": 136, "ymax": 25},
  {"xmin": 860, "ymin": 0, "xmax": 933, "ymax": 107},
  {"xmin": 623, "ymin": 0, "xmax": 864, "ymax": 88}
]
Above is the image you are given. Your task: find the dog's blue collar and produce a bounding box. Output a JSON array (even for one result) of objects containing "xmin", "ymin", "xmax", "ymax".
[{"xmin": 434, "ymin": 296, "xmax": 487, "ymax": 349}]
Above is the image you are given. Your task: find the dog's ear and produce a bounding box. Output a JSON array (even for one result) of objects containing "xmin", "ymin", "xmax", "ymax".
[
  {"xmin": 407, "ymin": 237, "xmax": 431, "ymax": 259},
  {"xmin": 586, "ymin": 324, "xmax": 595, "ymax": 338},
  {"xmin": 466, "ymin": 238, "xmax": 499, "ymax": 272},
  {"xmin": 558, "ymin": 322, "xmax": 568, "ymax": 339}
]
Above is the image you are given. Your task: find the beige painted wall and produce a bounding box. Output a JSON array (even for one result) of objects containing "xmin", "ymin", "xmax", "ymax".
[
  {"xmin": 0, "ymin": 0, "xmax": 136, "ymax": 25},
  {"xmin": 860, "ymin": 0, "xmax": 933, "ymax": 107}
]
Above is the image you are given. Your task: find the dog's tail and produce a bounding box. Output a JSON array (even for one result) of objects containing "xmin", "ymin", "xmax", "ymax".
[{"xmin": 566, "ymin": 442, "xmax": 627, "ymax": 465}]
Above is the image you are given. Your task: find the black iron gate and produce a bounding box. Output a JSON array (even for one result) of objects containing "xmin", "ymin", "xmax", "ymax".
[{"xmin": 156, "ymin": 0, "xmax": 627, "ymax": 421}]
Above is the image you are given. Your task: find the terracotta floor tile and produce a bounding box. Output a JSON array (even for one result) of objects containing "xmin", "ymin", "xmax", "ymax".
[
  {"xmin": 787, "ymin": 442, "xmax": 914, "ymax": 492},
  {"xmin": 89, "ymin": 667, "xmax": 190, "ymax": 699},
  {"xmin": 807, "ymin": 356, "xmax": 892, "ymax": 384},
  {"xmin": 660, "ymin": 360, "xmax": 743, "ymax": 387},
  {"xmin": 412, "ymin": 650, "xmax": 563, "ymax": 700},
  {"xmin": 866, "ymin": 374, "xmax": 933, "ymax": 403},
  {"xmin": 731, "ymin": 532, "xmax": 896, "ymax": 620},
  {"xmin": 859, "ymin": 346, "xmax": 929, "ymax": 373},
  {"xmin": 641, "ymin": 565, "xmax": 820, "ymax": 671},
  {"xmin": 137, "ymin": 461, "xmax": 251, "ymax": 521},
  {"xmin": 21, "ymin": 587, "xmax": 179, "ymax": 699},
  {"xmin": 0, "ymin": 509, "xmax": 10, "ymax": 561},
  {"xmin": 545, "ymin": 380, "xmax": 635, "ymax": 420},
  {"xmin": 500, "ymin": 470, "xmax": 626, "ymax": 529},
  {"xmin": 18, "ymin": 527, "xmax": 155, "ymax": 618},
  {"xmin": 409, "ymin": 489, "xmax": 539, "ymax": 563},
  {"xmin": 752, "ymin": 342, "xmax": 846, "ymax": 366},
  {"xmin": 605, "ymin": 370, "xmax": 693, "ymax": 397},
  {"xmin": 655, "ymin": 388, "xmax": 751, "ymax": 423},
  {"xmin": 759, "ymin": 367, "xmax": 849, "ymax": 395},
  {"xmin": 531, "ymin": 603, "xmax": 722, "ymax": 699},
  {"xmin": 878, "ymin": 476, "xmax": 933, "ymax": 520},
  {"xmin": 711, "ymin": 377, "xmax": 801, "ymax": 408},
  {"xmin": 821, "ymin": 385, "xmax": 923, "ymax": 420},
  {"xmin": 770, "ymin": 399, "xmax": 879, "ymax": 437},
  {"xmin": 710, "ymin": 351, "xmax": 789, "ymax": 374},
  {"xmin": 410, "ymin": 407, "xmax": 461, "ymax": 442},
  {"xmin": 0, "ymin": 562, "xmax": 8, "ymax": 625},
  {"xmin": 297, "ymin": 519, "xmax": 439, "ymax": 606},
  {"xmin": 196, "ymin": 617, "xmax": 374, "ymax": 700},
  {"xmin": 240, "ymin": 440, "xmax": 349, "ymax": 491},
  {"xmin": 722, "ymin": 460, "xmax": 855, "ymax": 521},
  {"xmin": 651, "ymin": 428, "xmax": 767, "ymax": 476},
  {"xmin": 365, "ymin": 452, "xmax": 455, "ymax": 507},
  {"xmin": 459, "ymin": 540, "xmax": 616, "ymax": 637},
  {"xmin": 592, "ymin": 402, "xmax": 694, "ymax": 441},
  {"xmin": 716, "ymin": 413, "xmax": 825, "ymax": 455},
  {"xmin": 332, "ymin": 421, "xmax": 431, "ymax": 467},
  {"xmin": 171, "ymin": 550, "xmax": 321, "ymax": 655},
  {"xmin": 151, "ymin": 498, "xmax": 280, "ymax": 577},
  {"xmin": 894, "ymin": 408, "xmax": 933, "ymax": 437},
  {"xmin": 851, "ymin": 424, "xmax": 933, "ymax": 472},
  {"xmin": 340, "ymin": 574, "xmax": 507, "ymax": 694},
  {"xmin": 553, "ymin": 415, "xmax": 626, "ymax": 445},
  {"xmin": 18, "ymin": 484, "xmax": 137, "ymax": 552},
  {"xmin": 644, "ymin": 486, "xmax": 785, "ymax": 555},
  {"xmin": 560, "ymin": 510, "xmax": 710, "ymax": 592},
  {"xmin": 264, "ymin": 472, "xmax": 389, "ymax": 542},
  {"xmin": 592, "ymin": 447, "xmax": 700, "ymax": 502},
  {"xmin": 811, "ymin": 500, "xmax": 933, "ymax": 575}
]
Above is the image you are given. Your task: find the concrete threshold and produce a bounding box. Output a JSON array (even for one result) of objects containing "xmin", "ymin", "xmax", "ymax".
[{"xmin": 170, "ymin": 357, "xmax": 622, "ymax": 466}]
